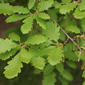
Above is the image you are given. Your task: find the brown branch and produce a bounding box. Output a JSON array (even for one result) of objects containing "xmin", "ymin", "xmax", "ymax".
[
  {"xmin": 63, "ymin": 34, "xmax": 85, "ymax": 45},
  {"xmin": 63, "ymin": 38, "xmax": 69, "ymax": 45},
  {"xmin": 51, "ymin": 18, "xmax": 84, "ymax": 54}
]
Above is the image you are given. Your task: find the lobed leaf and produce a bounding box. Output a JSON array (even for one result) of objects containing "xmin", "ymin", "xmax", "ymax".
[
  {"xmin": 42, "ymin": 21, "xmax": 60, "ymax": 41},
  {"xmin": 37, "ymin": 0, "xmax": 54, "ymax": 12},
  {"xmin": 0, "ymin": 38, "xmax": 18, "ymax": 54},
  {"xmin": 47, "ymin": 46, "xmax": 64, "ymax": 65},
  {"xmin": 31, "ymin": 56, "xmax": 46, "ymax": 70},
  {"xmin": 26, "ymin": 34, "xmax": 47, "ymax": 45}
]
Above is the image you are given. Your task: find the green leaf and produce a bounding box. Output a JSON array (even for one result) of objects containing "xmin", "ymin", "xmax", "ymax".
[
  {"xmin": 0, "ymin": 47, "xmax": 19, "ymax": 60},
  {"xmin": 79, "ymin": 51, "xmax": 85, "ymax": 60},
  {"xmin": 44, "ymin": 64, "xmax": 54, "ymax": 75},
  {"xmin": 8, "ymin": 32, "xmax": 20, "ymax": 42},
  {"xmin": 31, "ymin": 56, "xmax": 46, "ymax": 70},
  {"xmin": 0, "ymin": 3, "xmax": 29, "ymax": 15},
  {"xmin": 0, "ymin": 38, "xmax": 18, "ymax": 54},
  {"xmin": 6, "ymin": 14, "xmax": 28, "ymax": 23},
  {"xmin": 61, "ymin": 69, "xmax": 73, "ymax": 81},
  {"xmin": 82, "ymin": 70, "xmax": 85, "ymax": 78},
  {"xmin": 42, "ymin": 21, "xmax": 60, "ymax": 41},
  {"xmin": 56, "ymin": 63, "xmax": 64, "ymax": 73},
  {"xmin": 21, "ymin": 22, "xmax": 32, "ymax": 34},
  {"xmin": 65, "ymin": 25, "xmax": 80, "ymax": 33},
  {"xmin": 64, "ymin": 43, "xmax": 78, "ymax": 61},
  {"xmin": 73, "ymin": 8, "xmax": 85, "ymax": 19},
  {"xmin": 62, "ymin": 0, "xmax": 71, "ymax": 3},
  {"xmin": 60, "ymin": 16, "xmax": 80, "ymax": 33},
  {"xmin": 47, "ymin": 46, "xmax": 64, "ymax": 65},
  {"xmin": 4, "ymin": 54, "xmax": 23, "ymax": 79},
  {"xmin": 12, "ymin": 5, "xmax": 29, "ymax": 14},
  {"xmin": 82, "ymin": 81, "xmax": 85, "ymax": 85},
  {"xmin": 0, "ymin": 3, "xmax": 14, "ymax": 15},
  {"xmin": 59, "ymin": 77, "xmax": 69, "ymax": 85},
  {"xmin": 23, "ymin": 16, "xmax": 34, "ymax": 23},
  {"xmin": 38, "ymin": 13, "xmax": 50, "ymax": 20},
  {"xmin": 19, "ymin": 48, "xmax": 32, "ymax": 64},
  {"xmin": 54, "ymin": 1, "xmax": 61, "ymax": 9},
  {"xmin": 21, "ymin": 17, "xmax": 33, "ymax": 34},
  {"xmin": 80, "ymin": 18, "xmax": 85, "ymax": 32},
  {"xmin": 28, "ymin": 0, "xmax": 35, "ymax": 9},
  {"xmin": 66, "ymin": 61, "xmax": 77, "ymax": 69},
  {"xmin": 79, "ymin": 0, "xmax": 85, "ymax": 11},
  {"xmin": 59, "ymin": 2, "xmax": 77, "ymax": 14},
  {"xmin": 36, "ymin": 17, "xmax": 47, "ymax": 29},
  {"xmin": 37, "ymin": 0, "xmax": 54, "ymax": 11},
  {"xmin": 59, "ymin": 31, "xmax": 66, "ymax": 41},
  {"xmin": 43, "ymin": 72, "xmax": 56, "ymax": 85},
  {"xmin": 48, "ymin": 9, "xmax": 58, "ymax": 20},
  {"xmin": 26, "ymin": 34, "xmax": 47, "ymax": 45},
  {"xmin": 33, "ymin": 68, "xmax": 42, "ymax": 74}
]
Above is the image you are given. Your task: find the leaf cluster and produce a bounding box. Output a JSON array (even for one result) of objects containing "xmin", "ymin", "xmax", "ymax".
[{"xmin": 0, "ymin": 0, "xmax": 85, "ymax": 85}]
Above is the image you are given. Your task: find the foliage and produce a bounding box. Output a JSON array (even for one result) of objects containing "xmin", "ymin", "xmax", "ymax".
[{"xmin": 0, "ymin": 0, "xmax": 85, "ymax": 85}]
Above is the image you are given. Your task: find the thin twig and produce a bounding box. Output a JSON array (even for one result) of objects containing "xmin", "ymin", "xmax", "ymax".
[
  {"xmin": 52, "ymin": 19, "xmax": 83, "ymax": 53},
  {"xmin": 63, "ymin": 38, "xmax": 69, "ymax": 45},
  {"xmin": 63, "ymin": 34, "xmax": 85, "ymax": 45}
]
